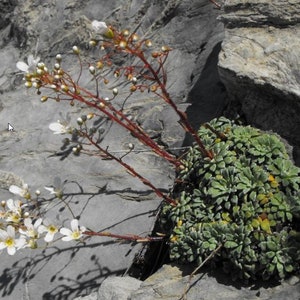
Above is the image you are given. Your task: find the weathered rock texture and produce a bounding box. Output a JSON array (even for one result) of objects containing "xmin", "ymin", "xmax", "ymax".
[
  {"xmin": 96, "ymin": 264, "xmax": 300, "ymax": 300},
  {"xmin": 0, "ymin": 0, "xmax": 225, "ymax": 299},
  {"xmin": 218, "ymin": 0, "xmax": 300, "ymax": 164}
]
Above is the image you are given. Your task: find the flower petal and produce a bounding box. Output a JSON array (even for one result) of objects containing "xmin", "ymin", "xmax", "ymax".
[
  {"xmin": 9, "ymin": 185, "xmax": 22, "ymax": 196},
  {"xmin": 34, "ymin": 218, "xmax": 43, "ymax": 229},
  {"xmin": 70, "ymin": 219, "xmax": 79, "ymax": 232},
  {"xmin": 61, "ymin": 236, "xmax": 73, "ymax": 242},
  {"xmin": 49, "ymin": 122, "xmax": 66, "ymax": 134},
  {"xmin": 38, "ymin": 224, "xmax": 47, "ymax": 234},
  {"xmin": 44, "ymin": 186, "xmax": 55, "ymax": 194},
  {"xmin": 7, "ymin": 226, "xmax": 15, "ymax": 238},
  {"xmin": 7, "ymin": 246, "xmax": 16, "ymax": 255},
  {"xmin": 91, "ymin": 20, "xmax": 108, "ymax": 34},
  {"xmin": 60, "ymin": 228, "xmax": 72, "ymax": 236},
  {"xmin": 16, "ymin": 61, "xmax": 29, "ymax": 72},
  {"xmin": 44, "ymin": 232, "xmax": 55, "ymax": 242},
  {"xmin": 16, "ymin": 237, "xmax": 27, "ymax": 249}
]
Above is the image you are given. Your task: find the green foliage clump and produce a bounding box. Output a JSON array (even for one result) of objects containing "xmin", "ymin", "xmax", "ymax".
[{"xmin": 161, "ymin": 117, "xmax": 300, "ymax": 281}]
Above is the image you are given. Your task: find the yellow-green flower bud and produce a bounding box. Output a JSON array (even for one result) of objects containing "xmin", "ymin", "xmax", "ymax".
[
  {"xmin": 72, "ymin": 45, "xmax": 80, "ymax": 54},
  {"xmin": 25, "ymin": 81, "xmax": 32, "ymax": 88},
  {"xmin": 41, "ymin": 96, "xmax": 48, "ymax": 102},
  {"xmin": 112, "ymin": 88, "xmax": 118, "ymax": 96}
]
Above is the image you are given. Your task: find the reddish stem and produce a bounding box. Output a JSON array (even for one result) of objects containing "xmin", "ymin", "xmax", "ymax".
[
  {"xmin": 83, "ymin": 132, "xmax": 177, "ymax": 206},
  {"xmin": 83, "ymin": 230, "xmax": 164, "ymax": 242},
  {"xmin": 133, "ymin": 50, "xmax": 213, "ymax": 159}
]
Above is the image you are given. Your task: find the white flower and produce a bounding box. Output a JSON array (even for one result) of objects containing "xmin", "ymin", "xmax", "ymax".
[
  {"xmin": 19, "ymin": 218, "xmax": 42, "ymax": 239},
  {"xmin": 44, "ymin": 186, "xmax": 63, "ymax": 199},
  {"xmin": 91, "ymin": 20, "xmax": 108, "ymax": 34},
  {"xmin": 6, "ymin": 199, "xmax": 22, "ymax": 214},
  {"xmin": 60, "ymin": 219, "xmax": 86, "ymax": 241},
  {"xmin": 9, "ymin": 183, "xmax": 30, "ymax": 199},
  {"xmin": 49, "ymin": 121, "xmax": 72, "ymax": 135},
  {"xmin": 0, "ymin": 225, "xmax": 27, "ymax": 255},
  {"xmin": 38, "ymin": 219, "xmax": 59, "ymax": 242},
  {"xmin": 16, "ymin": 54, "xmax": 40, "ymax": 73},
  {"xmin": 44, "ymin": 177, "xmax": 64, "ymax": 199}
]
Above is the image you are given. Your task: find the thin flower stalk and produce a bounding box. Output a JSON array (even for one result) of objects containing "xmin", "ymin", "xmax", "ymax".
[
  {"xmin": 100, "ymin": 28, "xmax": 214, "ymax": 159},
  {"xmin": 83, "ymin": 230, "xmax": 164, "ymax": 243},
  {"xmin": 38, "ymin": 71, "xmax": 182, "ymax": 168},
  {"xmin": 127, "ymin": 47, "xmax": 214, "ymax": 159},
  {"xmin": 82, "ymin": 132, "xmax": 177, "ymax": 206}
]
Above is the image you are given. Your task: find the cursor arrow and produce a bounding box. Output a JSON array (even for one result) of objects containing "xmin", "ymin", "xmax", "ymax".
[{"xmin": 8, "ymin": 123, "xmax": 14, "ymax": 131}]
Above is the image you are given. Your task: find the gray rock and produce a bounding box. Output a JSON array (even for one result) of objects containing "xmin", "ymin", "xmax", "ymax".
[
  {"xmin": 129, "ymin": 264, "xmax": 300, "ymax": 300},
  {"xmin": 219, "ymin": 0, "xmax": 300, "ymax": 27},
  {"xmin": 0, "ymin": 0, "xmax": 225, "ymax": 299},
  {"xmin": 218, "ymin": 0, "xmax": 300, "ymax": 164},
  {"xmin": 74, "ymin": 292, "xmax": 98, "ymax": 300},
  {"xmin": 98, "ymin": 276, "xmax": 141, "ymax": 300}
]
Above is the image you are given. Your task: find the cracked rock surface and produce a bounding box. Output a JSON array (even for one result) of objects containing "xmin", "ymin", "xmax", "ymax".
[{"xmin": 218, "ymin": 0, "xmax": 300, "ymax": 164}]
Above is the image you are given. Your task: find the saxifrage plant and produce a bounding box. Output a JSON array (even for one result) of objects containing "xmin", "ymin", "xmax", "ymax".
[{"xmin": 161, "ymin": 117, "xmax": 300, "ymax": 280}]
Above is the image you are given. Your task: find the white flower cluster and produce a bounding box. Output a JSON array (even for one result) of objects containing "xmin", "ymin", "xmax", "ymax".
[{"xmin": 0, "ymin": 183, "xmax": 86, "ymax": 255}]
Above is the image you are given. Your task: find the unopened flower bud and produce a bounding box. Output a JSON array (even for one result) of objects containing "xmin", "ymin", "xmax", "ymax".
[
  {"xmin": 72, "ymin": 45, "xmax": 80, "ymax": 54},
  {"xmin": 89, "ymin": 127, "xmax": 97, "ymax": 135},
  {"xmin": 41, "ymin": 96, "xmax": 48, "ymax": 102},
  {"xmin": 161, "ymin": 45, "xmax": 171, "ymax": 52},
  {"xmin": 132, "ymin": 34, "xmax": 139, "ymax": 42},
  {"xmin": 150, "ymin": 85, "xmax": 158, "ymax": 92},
  {"xmin": 37, "ymin": 62, "xmax": 45, "ymax": 69},
  {"xmin": 61, "ymin": 84, "xmax": 69, "ymax": 92},
  {"xmin": 89, "ymin": 39, "xmax": 97, "ymax": 47},
  {"xmin": 56, "ymin": 54, "xmax": 62, "ymax": 62},
  {"xmin": 1, "ymin": 200, "xmax": 5, "ymax": 207},
  {"xmin": 72, "ymin": 147, "xmax": 79, "ymax": 154},
  {"xmin": 28, "ymin": 239, "xmax": 38, "ymax": 249},
  {"xmin": 152, "ymin": 51, "xmax": 160, "ymax": 58},
  {"xmin": 112, "ymin": 88, "xmax": 118, "ymax": 96},
  {"xmin": 96, "ymin": 61, "xmax": 104, "ymax": 69},
  {"xmin": 23, "ymin": 212, "xmax": 30, "ymax": 218},
  {"xmin": 87, "ymin": 113, "xmax": 94, "ymax": 120},
  {"xmin": 145, "ymin": 39, "xmax": 152, "ymax": 47},
  {"xmin": 122, "ymin": 29, "xmax": 130, "ymax": 36},
  {"xmin": 130, "ymin": 85, "xmax": 137, "ymax": 92},
  {"xmin": 32, "ymin": 82, "xmax": 41, "ymax": 89},
  {"xmin": 132, "ymin": 77, "xmax": 137, "ymax": 84},
  {"xmin": 25, "ymin": 81, "xmax": 32, "ymax": 88},
  {"xmin": 54, "ymin": 63, "xmax": 60, "ymax": 70},
  {"xmin": 119, "ymin": 41, "xmax": 127, "ymax": 49},
  {"xmin": 128, "ymin": 143, "xmax": 134, "ymax": 150},
  {"xmin": 77, "ymin": 117, "xmax": 84, "ymax": 125},
  {"xmin": 99, "ymin": 102, "xmax": 106, "ymax": 109},
  {"xmin": 36, "ymin": 68, "xmax": 44, "ymax": 75},
  {"xmin": 89, "ymin": 65, "xmax": 96, "ymax": 75},
  {"xmin": 35, "ymin": 190, "xmax": 41, "ymax": 196}
]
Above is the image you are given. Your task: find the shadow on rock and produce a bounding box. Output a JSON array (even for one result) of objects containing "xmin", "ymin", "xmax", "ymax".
[{"xmin": 183, "ymin": 42, "xmax": 227, "ymax": 147}]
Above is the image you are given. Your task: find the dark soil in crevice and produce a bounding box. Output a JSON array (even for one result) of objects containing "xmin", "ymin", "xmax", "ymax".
[{"xmin": 126, "ymin": 212, "xmax": 171, "ymax": 280}]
